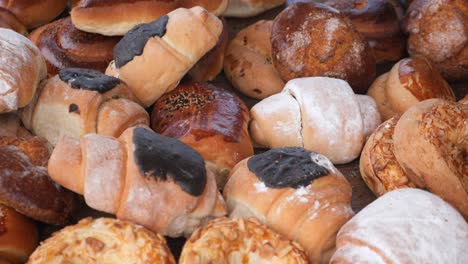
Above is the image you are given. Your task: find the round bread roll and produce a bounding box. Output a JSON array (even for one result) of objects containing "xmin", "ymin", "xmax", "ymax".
[
  {"xmin": 331, "ymin": 188, "xmax": 468, "ymax": 263},
  {"xmin": 180, "ymin": 217, "xmax": 309, "ymax": 263},
  {"xmin": 0, "ymin": 29, "xmax": 47, "ymax": 114},
  {"xmin": 393, "ymin": 99, "xmax": 468, "ymax": 218},
  {"xmin": 27, "ymin": 217, "xmax": 175, "ymax": 264},
  {"xmin": 29, "ymin": 17, "xmax": 121, "ymax": 76},
  {"xmin": 403, "ymin": 0, "xmax": 468, "ymax": 80},
  {"xmin": 0, "ymin": 7, "xmax": 26, "ymax": 35},
  {"xmin": 250, "ymin": 77, "xmax": 380, "ymax": 164},
  {"xmin": 223, "ymin": 0, "xmax": 286, "ymax": 18},
  {"xmin": 224, "ymin": 20, "xmax": 285, "ymax": 99},
  {"xmin": 151, "ymin": 81, "xmax": 253, "ymax": 188},
  {"xmin": 368, "ymin": 57, "xmax": 456, "ymax": 121},
  {"xmin": 360, "ymin": 117, "xmax": 415, "ymax": 197},
  {"xmin": 0, "ymin": 0, "xmax": 67, "ymax": 29},
  {"xmin": 106, "ymin": 7, "xmax": 223, "ymax": 107},
  {"xmin": 271, "ymin": 2, "xmax": 376, "ymax": 94},
  {"xmin": 71, "ymin": 0, "xmax": 228, "ymax": 36},
  {"xmin": 324, "ymin": 0, "xmax": 406, "ymax": 63},
  {"xmin": 224, "ymin": 147, "xmax": 354, "ymax": 263},
  {"xmin": 0, "ymin": 205, "xmax": 38, "ymax": 264}
]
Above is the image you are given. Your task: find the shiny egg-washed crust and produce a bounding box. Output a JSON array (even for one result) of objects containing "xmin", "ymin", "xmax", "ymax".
[
  {"xmin": 323, "ymin": 0, "xmax": 405, "ymax": 63},
  {"xmin": 180, "ymin": 217, "xmax": 308, "ymax": 264},
  {"xmin": 0, "ymin": 136, "xmax": 50, "ymax": 167},
  {"xmin": 71, "ymin": 0, "xmax": 228, "ymax": 36},
  {"xmin": 403, "ymin": 0, "xmax": 468, "ymax": 81},
  {"xmin": 271, "ymin": 2, "xmax": 376, "ymax": 94},
  {"xmin": 223, "ymin": 0, "xmax": 285, "ymax": 17},
  {"xmin": 29, "ymin": 17, "xmax": 121, "ymax": 76},
  {"xmin": 0, "ymin": 7, "xmax": 26, "ymax": 35},
  {"xmin": 224, "ymin": 20, "xmax": 285, "ymax": 99},
  {"xmin": 0, "ymin": 0, "xmax": 67, "ymax": 29},
  {"xmin": 359, "ymin": 117, "xmax": 415, "ymax": 197},
  {"xmin": 27, "ymin": 217, "xmax": 176, "ymax": 264},
  {"xmin": 393, "ymin": 99, "xmax": 468, "ymax": 219}
]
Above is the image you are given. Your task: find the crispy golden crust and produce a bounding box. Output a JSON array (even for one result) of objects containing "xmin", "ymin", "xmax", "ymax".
[
  {"xmin": 359, "ymin": 117, "xmax": 415, "ymax": 197},
  {"xmin": 223, "ymin": 0, "xmax": 285, "ymax": 17},
  {"xmin": 27, "ymin": 217, "xmax": 176, "ymax": 264},
  {"xmin": 0, "ymin": 136, "xmax": 50, "ymax": 166},
  {"xmin": 180, "ymin": 217, "xmax": 308, "ymax": 264},
  {"xmin": 0, "ymin": 0, "xmax": 67, "ymax": 29},
  {"xmin": 0, "ymin": 7, "xmax": 26, "ymax": 35}
]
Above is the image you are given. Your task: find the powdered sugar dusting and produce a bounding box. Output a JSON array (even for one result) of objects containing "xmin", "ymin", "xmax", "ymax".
[
  {"xmin": 286, "ymin": 186, "xmax": 309, "ymax": 203},
  {"xmin": 323, "ymin": 18, "xmax": 340, "ymax": 55},
  {"xmin": 254, "ymin": 182, "xmax": 268, "ymax": 193},
  {"xmin": 279, "ymin": 31, "xmax": 311, "ymax": 72}
]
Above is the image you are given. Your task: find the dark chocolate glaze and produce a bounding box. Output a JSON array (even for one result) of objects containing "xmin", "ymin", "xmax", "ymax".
[
  {"xmin": 114, "ymin": 15, "xmax": 169, "ymax": 68},
  {"xmin": 247, "ymin": 147, "xmax": 330, "ymax": 189},
  {"xmin": 69, "ymin": 104, "xmax": 79, "ymax": 113},
  {"xmin": 59, "ymin": 68, "xmax": 121, "ymax": 93},
  {"xmin": 132, "ymin": 127, "xmax": 206, "ymax": 196}
]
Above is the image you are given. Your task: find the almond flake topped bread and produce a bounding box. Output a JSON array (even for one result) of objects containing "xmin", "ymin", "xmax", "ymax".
[{"xmin": 105, "ymin": 6, "xmax": 223, "ymax": 106}]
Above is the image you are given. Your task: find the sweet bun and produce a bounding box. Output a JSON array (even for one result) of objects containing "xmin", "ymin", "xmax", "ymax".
[
  {"xmin": 250, "ymin": 77, "xmax": 380, "ymax": 164},
  {"xmin": 106, "ymin": 7, "xmax": 223, "ymax": 106},
  {"xmin": 367, "ymin": 57, "xmax": 455, "ymax": 121},
  {"xmin": 0, "ymin": 29, "xmax": 47, "ymax": 114},
  {"xmin": 223, "ymin": 0, "xmax": 286, "ymax": 17},
  {"xmin": 224, "ymin": 147, "xmax": 354, "ymax": 263},
  {"xmin": 0, "ymin": 0, "xmax": 67, "ymax": 29},
  {"xmin": 0, "ymin": 7, "xmax": 26, "ymax": 35},
  {"xmin": 29, "ymin": 17, "xmax": 120, "ymax": 76},
  {"xmin": 180, "ymin": 217, "xmax": 309, "ymax": 264},
  {"xmin": 324, "ymin": 0, "xmax": 406, "ymax": 63},
  {"xmin": 224, "ymin": 20, "xmax": 285, "ymax": 99},
  {"xmin": 48, "ymin": 127, "xmax": 227, "ymax": 237},
  {"xmin": 27, "ymin": 217, "xmax": 176, "ymax": 264},
  {"xmin": 19, "ymin": 68, "xmax": 148, "ymax": 146},
  {"xmin": 331, "ymin": 188, "xmax": 468, "ymax": 263},
  {"xmin": 0, "ymin": 205, "xmax": 38, "ymax": 264},
  {"xmin": 151, "ymin": 81, "xmax": 253, "ymax": 188},
  {"xmin": 403, "ymin": 0, "xmax": 468, "ymax": 80},
  {"xmin": 393, "ymin": 99, "xmax": 468, "ymax": 218},
  {"xmin": 271, "ymin": 2, "xmax": 376, "ymax": 94},
  {"xmin": 71, "ymin": 0, "xmax": 228, "ymax": 36}
]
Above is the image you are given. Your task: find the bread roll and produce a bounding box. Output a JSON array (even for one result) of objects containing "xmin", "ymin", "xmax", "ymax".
[
  {"xmin": 368, "ymin": 57, "xmax": 456, "ymax": 121},
  {"xmin": 331, "ymin": 188, "xmax": 468, "ymax": 263},
  {"xmin": 271, "ymin": 2, "xmax": 376, "ymax": 94},
  {"xmin": 393, "ymin": 99, "xmax": 468, "ymax": 218},
  {"xmin": 106, "ymin": 7, "xmax": 223, "ymax": 106},
  {"xmin": 0, "ymin": 205, "xmax": 38, "ymax": 264},
  {"xmin": 71, "ymin": 0, "xmax": 228, "ymax": 36},
  {"xmin": 19, "ymin": 68, "xmax": 148, "ymax": 146},
  {"xmin": 0, "ymin": 7, "xmax": 26, "ymax": 35},
  {"xmin": 29, "ymin": 17, "xmax": 121, "ymax": 76},
  {"xmin": 223, "ymin": 0, "xmax": 286, "ymax": 17},
  {"xmin": 0, "ymin": 0, "xmax": 67, "ymax": 29},
  {"xmin": 0, "ymin": 140, "xmax": 78, "ymax": 225},
  {"xmin": 48, "ymin": 126, "xmax": 227, "ymax": 237},
  {"xmin": 0, "ymin": 29, "xmax": 47, "ymax": 114},
  {"xmin": 250, "ymin": 77, "xmax": 380, "ymax": 164},
  {"xmin": 151, "ymin": 81, "xmax": 254, "ymax": 188},
  {"xmin": 180, "ymin": 217, "xmax": 309, "ymax": 263},
  {"xmin": 403, "ymin": 0, "xmax": 467, "ymax": 80},
  {"xmin": 27, "ymin": 217, "xmax": 175, "ymax": 264},
  {"xmin": 224, "ymin": 147, "xmax": 354, "ymax": 263},
  {"xmin": 224, "ymin": 20, "xmax": 285, "ymax": 99}
]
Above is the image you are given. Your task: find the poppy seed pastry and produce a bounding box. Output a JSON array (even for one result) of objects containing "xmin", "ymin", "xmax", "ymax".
[
  {"xmin": 224, "ymin": 147, "xmax": 354, "ymax": 263},
  {"xmin": 105, "ymin": 7, "xmax": 223, "ymax": 106},
  {"xmin": 48, "ymin": 126, "xmax": 227, "ymax": 237}
]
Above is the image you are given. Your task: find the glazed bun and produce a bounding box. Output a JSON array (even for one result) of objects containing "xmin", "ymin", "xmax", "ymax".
[
  {"xmin": 180, "ymin": 217, "xmax": 309, "ymax": 264},
  {"xmin": 403, "ymin": 0, "xmax": 468, "ymax": 80},
  {"xmin": 224, "ymin": 20, "xmax": 285, "ymax": 99},
  {"xmin": 106, "ymin": 7, "xmax": 223, "ymax": 106},
  {"xmin": 223, "ymin": 0, "xmax": 286, "ymax": 18},
  {"xmin": 27, "ymin": 217, "xmax": 176, "ymax": 264},
  {"xmin": 29, "ymin": 17, "xmax": 120, "ymax": 76},
  {"xmin": 331, "ymin": 188, "xmax": 468, "ymax": 263},
  {"xmin": 0, "ymin": 7, "xmax": 26, "ymax": 35},
  {"xmin": 0, "ymin": 0, "xmax": 67, "ymax": 29},
  {"xmin": 0, "ymin": 29, "xmax": 47, "ymax": 114},
  {"xmin": 224, "ymin": 147, "xmax": 354, "ymax": 263},
  {"xmin": 71, "ymin": 0, "xmax": 228, "ymax": 36},
  {"xmin": 271, "ymin": 2, "xmax": 376, "ymax": 94}
]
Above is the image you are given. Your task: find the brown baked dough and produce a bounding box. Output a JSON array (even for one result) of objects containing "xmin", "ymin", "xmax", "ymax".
[
  {"xmin": 0, "ymin": 0, "xmax": 67, "ymax": 29},
  {"xmin": 0, "ymin": 7, "xmax": 26, "ymax": 35},
  {"xmin": 223, "ymin": 0, "xmax": 286, "ymax": 17}
]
